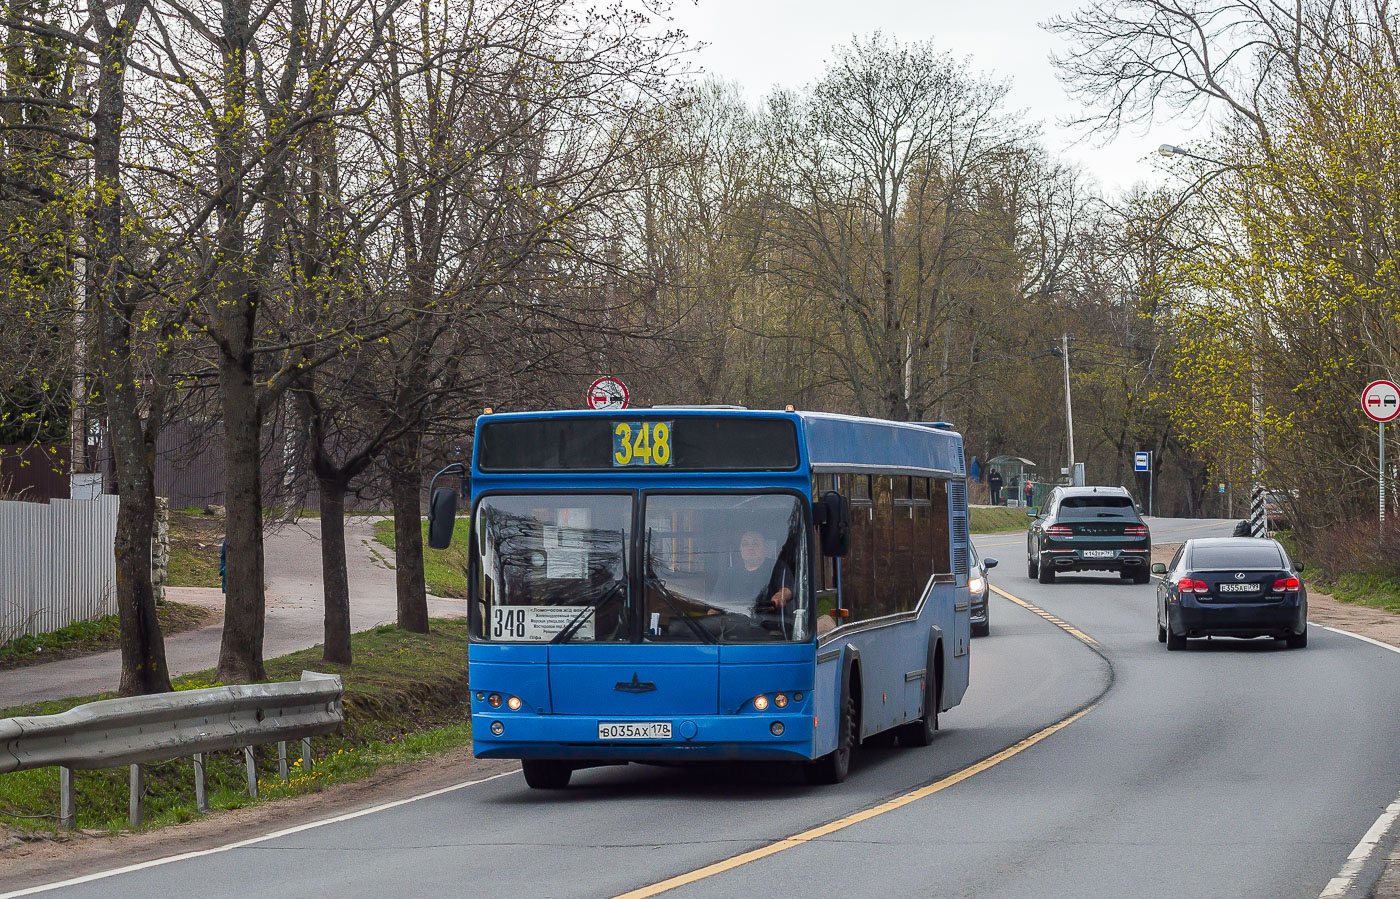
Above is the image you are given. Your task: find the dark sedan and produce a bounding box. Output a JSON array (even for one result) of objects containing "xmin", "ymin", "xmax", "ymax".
[
  {"xmin": 1153, "ymin": 537, "xmax": 1308, "ymax": 650},
  {"xmin": 1027, "ymin": 486, "xmax": 1151, "ymax": 584},
  {"xmin": 969, "ymin": 544, "xmax": 998, "ymax": 637}
]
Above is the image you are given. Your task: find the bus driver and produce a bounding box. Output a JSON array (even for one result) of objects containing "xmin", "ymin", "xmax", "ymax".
[{"xmin": 714, "ymin": 530, "xmax": 794, "ymax": 626}]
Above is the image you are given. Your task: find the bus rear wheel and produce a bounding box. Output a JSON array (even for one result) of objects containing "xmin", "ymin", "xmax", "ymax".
[
  {"xmin": 897, "ymin": 669, "xmax": 940, "ymax": 748},
  {"xmin": 522, "ymin": 759, "xmax": 572, "ymax": 789},
  {"xmin": 806, "ymin": 691, "xmax": 857, "ymax": 785}
]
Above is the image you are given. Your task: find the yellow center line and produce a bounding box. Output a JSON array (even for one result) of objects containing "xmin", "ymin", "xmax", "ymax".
[
  {"xmin": 611, "ymin": 702, "xmax": 1098, "ymax": 899},
  {"xmin": 989, "ymin": 585, "xmax": 1099, "ymax": 646}
]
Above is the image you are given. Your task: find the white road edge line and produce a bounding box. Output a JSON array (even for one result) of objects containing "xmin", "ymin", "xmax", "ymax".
[
  {"xmin": 1315, "ymin": 625, "xmax": 1400, "ymax": 897},
  {"xmin": 1317, "ymin": 623, "xmax": 1400, "ymax": 655},
  {"xmin": 0, "ymin": 769, "xmax": 520, "ymax": 898},
  {"xmin": 1319, "ymin": 787, "xmax": 1400, "ymax": 898}
]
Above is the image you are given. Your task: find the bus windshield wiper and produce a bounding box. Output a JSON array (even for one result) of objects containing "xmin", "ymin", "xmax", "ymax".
[
  {"xmin": 645, "ymin": 528, "xmax": 716, "ymax": 644},
  {"xmin": 552, "ymin": 528, "xmax": 628, "ymax": 645},
  {"xmin": 551, "ymin": 580, "xmax": 623, "ymax": 644}
]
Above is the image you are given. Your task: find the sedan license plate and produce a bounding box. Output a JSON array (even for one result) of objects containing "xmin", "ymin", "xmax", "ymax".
[
  {"xmin": 598, "ymin": 722, "xmax": 671, "ymax": 740},
  {"xmin": 1082, "ymin": 549, "xmax": 1116, "ymax": 559},
  {"xmin": 1217, "ymin": 583, "xmax": 1260, "ymax": 593}
]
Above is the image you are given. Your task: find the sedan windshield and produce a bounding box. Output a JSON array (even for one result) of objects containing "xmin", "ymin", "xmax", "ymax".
[
  {"xmin": 473, "ymin": 495, "xmax": 631, "ymax": 643},
  {"xmin": 642, "ymin": 494, "xmax": 810, "ymax": 643},
  {"xmin": 1057, "ymin": 496, "xmax": 1137, "ymax": 519}
]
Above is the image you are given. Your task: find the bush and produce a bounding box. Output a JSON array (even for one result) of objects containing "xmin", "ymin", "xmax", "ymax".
[{"xmin": 1298, "ymin": 519, "xmax": 1400, "ymax": 580}]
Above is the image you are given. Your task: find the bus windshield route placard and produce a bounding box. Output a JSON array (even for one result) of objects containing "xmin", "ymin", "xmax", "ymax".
[{"xmin": 612, "ymin": 421, "xmax": 672, "ymax": 467}]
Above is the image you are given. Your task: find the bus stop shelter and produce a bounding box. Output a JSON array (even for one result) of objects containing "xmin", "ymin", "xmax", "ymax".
[{"xmin": 986, "ymin": 455, "xmax": 1036, "ymax": 506}]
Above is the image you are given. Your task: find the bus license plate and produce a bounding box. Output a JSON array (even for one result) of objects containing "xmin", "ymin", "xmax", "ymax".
[
  {"xmin": 599, "ymin": 722, "xmax": 671, "ymax": 740},
  {"xmin": 1082, "ymin": 550, "xmax": 1115, "ymax": 559}
]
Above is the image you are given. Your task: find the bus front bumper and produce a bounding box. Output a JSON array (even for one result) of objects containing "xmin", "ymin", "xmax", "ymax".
[{"xmin": 471, "ymin": 711, "xmax": 817, "ymax": 762}]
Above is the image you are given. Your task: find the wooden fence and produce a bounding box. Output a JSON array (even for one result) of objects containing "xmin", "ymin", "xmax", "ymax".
[{"xmin": 0, "ymin": 495, "xmax": 119, "ymax": 641}]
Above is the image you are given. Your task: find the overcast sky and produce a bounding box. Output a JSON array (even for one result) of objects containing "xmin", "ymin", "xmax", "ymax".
[{"xmin": 664, "ymin": 0, "xmax": 1213, "ymax": 194}]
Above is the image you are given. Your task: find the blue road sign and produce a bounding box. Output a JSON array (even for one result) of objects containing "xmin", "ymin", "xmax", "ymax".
[{"xmin": 1134, "ymin": 451, "xmax": 1150, "ymax": 472}]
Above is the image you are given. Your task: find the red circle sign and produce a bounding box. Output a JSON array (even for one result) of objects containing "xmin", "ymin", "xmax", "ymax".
[
  {"xmin": 1363, "ymin": 379, "xmax": 1400, "ymax": 423},
  {"xmin": 587, "ymin": 376, "xmax": 629, "ymax": 411}
]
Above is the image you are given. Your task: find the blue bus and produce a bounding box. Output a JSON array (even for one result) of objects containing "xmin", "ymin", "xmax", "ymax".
[{"xmin": 427, "ymin": 408, "xmax": 972, "ymax": 788}]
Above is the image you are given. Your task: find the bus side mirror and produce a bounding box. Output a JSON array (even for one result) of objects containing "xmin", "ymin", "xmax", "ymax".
[
  {"xmin": 814, "ymin": 491, "xmax": 850, "ymax": 557},
  {"xmin": 428, "ymin": 487, "xmax": 459, "ymax": 550}
]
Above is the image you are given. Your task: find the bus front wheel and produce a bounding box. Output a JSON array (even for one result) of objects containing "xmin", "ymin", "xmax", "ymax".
[
  {"xmin": 522, "ymin": 759, "xmax": 572, "ymax": 789},
  {"xmin": 806, "ymin": 690, "xmax": 857, "ymax": 785}
]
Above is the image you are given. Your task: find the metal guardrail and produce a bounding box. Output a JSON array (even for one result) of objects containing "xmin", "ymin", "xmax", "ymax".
[{"xmin": 0, "ymin": 670, "xmax": 344, "ymax": 829}]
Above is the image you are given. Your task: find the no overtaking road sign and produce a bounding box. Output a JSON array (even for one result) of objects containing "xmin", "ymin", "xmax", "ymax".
[{"xmin": 1363, "ymin": 379, "xmax": 1400, "ymax": 423}]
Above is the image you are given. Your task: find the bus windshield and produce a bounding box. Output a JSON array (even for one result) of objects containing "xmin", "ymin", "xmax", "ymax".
[
  {"xmin": 474, "ymin": 494, "xmax": 631, "ymax": 643},
  {"xmin": 642, "ymin": 493, "xmax": 810, "ymax": 643}
]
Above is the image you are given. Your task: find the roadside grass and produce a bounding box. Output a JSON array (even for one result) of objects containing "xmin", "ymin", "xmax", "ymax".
[
  {"xmin": 0, "ymin": 619, "xmax": 471, "ymax": 835},
  {"xmin": 167, "ymin": 510, "xmax": 224, "ymax": 588},
  {"xmin": 373, "ymin": 518, "xmax": 472, "ymax": 598},
  {"xmin": 0, "ymin": 603, "xmax": 213, "ymax": 671},
  {"xmin": 970, "ymin": 506, "xmax": 1029, "ymax": 534},
  {"xmin": 1316, "ymin": 572, "xmax": 1400, "ymax": 615}
]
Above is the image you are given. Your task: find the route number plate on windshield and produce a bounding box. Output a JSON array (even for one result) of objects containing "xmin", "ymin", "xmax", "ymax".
[
  {"xmin": 491, "ymin": 606, "xmax": 594, "ymax": 642},
  {"xmin": 1218, "ymin": 583, "xmax": 1260, "ymax": 593},
  {"xmin": 599, "ymin": 722, "xmax": 671, "ymax": 740},
  {"xmin": 1082, "ymin": 550, "xmax": 1115, "ymax": 559}
]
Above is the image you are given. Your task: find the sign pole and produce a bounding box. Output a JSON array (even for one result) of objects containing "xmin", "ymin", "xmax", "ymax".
[
  {"xmin": 1382, "ymin": 420, "xmax": 1387, "ymax": 528},
  {"xmin": 1148, "ymin": 451, "xmax": 1154, "ymax": 518},
  {"xmin": 1360, "ymin": 379, "xmax": 1399, "ymax": 532}
]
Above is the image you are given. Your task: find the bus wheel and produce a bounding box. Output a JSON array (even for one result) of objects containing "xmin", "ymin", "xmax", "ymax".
[
  {"xmin": 522, "ymin": 759, "xmax": 572, "ymax": 789},
  {"xmin": 806, "ymin": 691, "xmax": 856, "ymax": 785},
  {"xmin": 898, "ymin": 669, "xmax": 939, "ymax": 748}
]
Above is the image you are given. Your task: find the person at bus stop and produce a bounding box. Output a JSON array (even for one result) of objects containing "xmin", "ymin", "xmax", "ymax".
[
  {"xmin": 714, "ymin": 530, "xmax": 794, "ymax": 624},
  {"xmin": 1024, "ymin": 479, "xmax": 1033, "ymax": 506},
  {"xmin": 987, "ymin": 468, "xmax": 1003, "ymax": 505}
]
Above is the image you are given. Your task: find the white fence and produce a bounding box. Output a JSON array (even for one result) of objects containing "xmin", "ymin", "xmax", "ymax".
[{"xmin": 0, "ymin": 495, "xmax": 120, "ymax": 640}]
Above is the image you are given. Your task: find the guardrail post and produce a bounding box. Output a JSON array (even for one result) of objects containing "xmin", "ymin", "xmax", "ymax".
[
  {"xmin": 302, "ymin": 737, "xmax": 312, "ymax": 774},
  {"xmin": 129, "ymin": 764, "xmax": 144, "ymax": 829},
  {"xmin": 59, "ymin": 766, "xmax": 75, "ymax": 831},
  {"xmin": 193, "ymin": 753, "xmax": 208, "ymax": 813},
  {"xmin": 278, "ymin": 741, "xmax": 289, "ymax": 783},
  {"xmin": 244, "ymin": 746, "xmax": 258, "ymax": 798}
]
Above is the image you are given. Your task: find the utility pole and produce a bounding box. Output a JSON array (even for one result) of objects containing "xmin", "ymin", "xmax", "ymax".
[{"xmin": 1060, "ymin": 333, "xmax": 1075, "ymax": 472}]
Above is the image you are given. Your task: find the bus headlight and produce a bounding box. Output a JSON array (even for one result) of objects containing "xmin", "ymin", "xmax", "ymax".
[
  {"xmin": 752, "ymin": 695, "xmax": 769, "ymax": 711},
  {"xmin": 490, "ymin": 721, "xmax": 504, "ymax": 735},
  {"xmin": 487, "ymin": 694, "xmax": 502, "ymax": 708},
  {"xmin": 506, "ymin": 696, "xmax": 522, "ymax": 710},
  {"xmin": 774, "ymin": 693, "xmax": 788, "ymax": 708}
]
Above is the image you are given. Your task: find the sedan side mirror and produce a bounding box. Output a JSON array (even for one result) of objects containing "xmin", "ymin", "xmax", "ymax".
[
  {"xmin": 983, "ymin": 558, "xmax": 999, "ymax": 570},
  {"xmin": 1296, "ymin": 561, "xmax": 1305, "ymax": 572},
  {"xmin": 1150, "ymin": 562, "xmax": 1167, "ymax": 575},
  {"xmin": 1026, "ymin": 507, "xmax": 1038, "ymax": 517}
]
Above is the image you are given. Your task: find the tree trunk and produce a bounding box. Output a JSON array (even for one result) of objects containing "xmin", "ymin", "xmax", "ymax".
[
  {"xmin": 91, "ymin": 0, "xmax": 170, "ymax": 696},
  {"xmin": 216, "ymin": 363, "xmax": 268, "ymax": 682},
  {"xmin": 388, "ymin": 432, "xmax": 429, "ymax": 633},
  {"xmin": 318, "ymin": 475, "xmax": 352, "ymax": 664}
]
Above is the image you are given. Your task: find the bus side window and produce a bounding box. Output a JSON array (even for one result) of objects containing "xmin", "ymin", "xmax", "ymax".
[{"xmin": 931, "ymin": 479, "xmax": 951, "ymax": 575}]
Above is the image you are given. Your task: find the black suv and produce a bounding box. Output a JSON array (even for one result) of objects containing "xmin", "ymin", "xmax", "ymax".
[{"xmin": 1027, "ymin": 486, "xmax": 1151, "ymax": 584}]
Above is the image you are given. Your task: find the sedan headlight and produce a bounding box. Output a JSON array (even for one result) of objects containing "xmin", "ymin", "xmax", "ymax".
[{"xmin": 969, "ymin": 576, "xmax": 986, "ymax": 594}]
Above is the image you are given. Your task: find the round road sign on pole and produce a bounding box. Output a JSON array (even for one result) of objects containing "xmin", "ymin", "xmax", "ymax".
[
  {"xmin": 1363, "ymin": 379, "xmax": 1398, "ymax": 527},
  {"xmin": 587, "ymin": 376, "xmax": 629, "ymax": 411}
]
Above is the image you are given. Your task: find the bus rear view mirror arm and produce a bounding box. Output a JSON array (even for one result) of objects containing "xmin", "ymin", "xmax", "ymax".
[{"xmin": 427, "ymin": 462, "xmax": 467, "ymax": 550}]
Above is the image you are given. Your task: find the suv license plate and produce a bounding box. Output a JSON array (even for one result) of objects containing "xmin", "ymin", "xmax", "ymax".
[
  {"xmin": 1217, "ymin": 583, "xmax": 1260, "ymax": 592},
  {"xmin": 599, "ymin": 722, "xmax": 671, "ymax": 740},
  {"xmin": 1082, "ymin": 550, "xmax": 1115, "ymax": 559}
]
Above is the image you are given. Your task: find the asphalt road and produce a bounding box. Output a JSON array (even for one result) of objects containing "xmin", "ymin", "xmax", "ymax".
[{"xmin": 16, "ymin": 517, "xmax": 1400, "ymax": 898}]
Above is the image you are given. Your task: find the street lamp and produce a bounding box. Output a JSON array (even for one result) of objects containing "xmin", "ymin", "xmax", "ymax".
[{"xmin": 1156, "ymin": 142, "xmax": 1267, "ymax": 533}]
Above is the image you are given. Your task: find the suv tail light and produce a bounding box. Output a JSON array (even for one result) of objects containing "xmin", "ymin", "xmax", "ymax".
[
  {"xmin": 1124, "ymin": 525, "xmax": 1148, "ymax": 537},
  {"xmin": 1045, "ymin": 525, "xmax": 1072, "ymax": 537},
  {"xmin": 1272, "ymin": 577, "xmax": 1300, "ymax": 592},
  {"xmin": 1177, "ymin": 578, "xmax": 1208, "ymax": 594}
]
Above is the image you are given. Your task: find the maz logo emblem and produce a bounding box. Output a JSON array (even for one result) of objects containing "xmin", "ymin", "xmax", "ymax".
[{"xmin": 615, "ymin": 672, "xmax": 657, "ymax": 694}]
